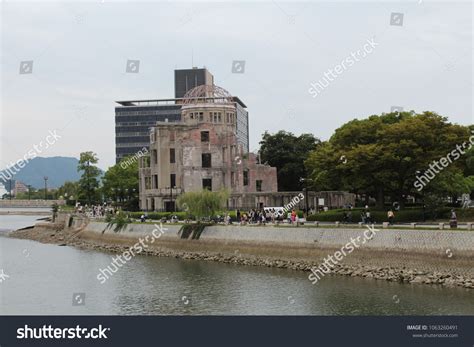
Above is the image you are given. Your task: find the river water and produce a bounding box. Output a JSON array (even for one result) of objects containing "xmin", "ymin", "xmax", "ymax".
[{"xmin": 0, "ymin": 213, "xmax": 473, "ymax": 315}]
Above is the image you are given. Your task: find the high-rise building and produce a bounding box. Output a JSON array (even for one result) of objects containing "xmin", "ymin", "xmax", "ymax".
[
  {"xmin": 174, "ymin": 67, "xmax": 214, "ymax": 98},
  {"xmin": 114, "ymin": 67, "xmax": 248, "ymax": 163}
]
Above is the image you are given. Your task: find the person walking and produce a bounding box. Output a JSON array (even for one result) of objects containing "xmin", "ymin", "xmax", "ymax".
[
  {"xmin": 449, "ymin": 209, "xmax": 457, "ymax": 229},
  {"xmin": 387, "ymin": 210, "xmax": 395, "ymax": 225},
  {"xmin": 291, "ymin": 209, "xmax": 297, "ymax": 224},
  {"xmin": 365, "ymin": 210, "xmax": 372, "ymax": 224}
]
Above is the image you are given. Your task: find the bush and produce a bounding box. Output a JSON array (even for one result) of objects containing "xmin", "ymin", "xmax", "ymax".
[
  {"xmin": 127, "ymin": 211, "xmax": 191, "ymax": 220},
  {"xmin": 306, "ymin": 207, "xmax": 451, "ymax": 223}
]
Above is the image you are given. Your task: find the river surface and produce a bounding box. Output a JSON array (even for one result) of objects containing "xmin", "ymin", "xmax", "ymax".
[{"xmin": 0, "ymin": 213, "xmax": 473, "ymax": 315}]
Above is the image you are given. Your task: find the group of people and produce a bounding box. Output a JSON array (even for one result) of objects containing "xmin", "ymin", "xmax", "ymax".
[
  {"xmin": 75, "ymin": 202, "xmax": 115, "ymax": 218},
  {"xmin": 235, "ymin": 209, "xmax": 300, "ymax": 225},
  {"xmin": 340, "ymin": 206, "xmax": 396, "ymax": 225}
]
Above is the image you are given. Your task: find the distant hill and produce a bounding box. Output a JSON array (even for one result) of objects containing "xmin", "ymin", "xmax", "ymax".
[{"xmin": 0, "ymin": 157, "xmax": 81, "ymax": 189}]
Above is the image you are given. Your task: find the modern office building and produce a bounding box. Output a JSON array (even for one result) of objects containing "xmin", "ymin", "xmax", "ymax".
[
  {"xmin": 174, "ymin": 68, "xmax": 214, "ymax": 98},
  {"xmin": 114, "ymin": 67, "xmax": 248, "ymax": 162}
]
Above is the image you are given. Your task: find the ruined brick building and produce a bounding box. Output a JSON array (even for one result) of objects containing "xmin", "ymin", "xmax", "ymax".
[
  {"xmin": 138, "ymin": 84, "xmax": 278, "ymax": 211},
  {"xmin": 127, "ymin": 67, "xmax": 355, "ymax": 212}
]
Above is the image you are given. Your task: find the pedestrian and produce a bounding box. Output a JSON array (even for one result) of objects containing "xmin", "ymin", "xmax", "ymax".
[
  {"xmin": 365, "ymin": 210, "xmax": 371, "ymax": 224},
  {"xmin": 450, "ymin": 209, "xmax": 457, "ymax": 229},
  {"xmin": 387, "ymin": 210, "xmax": 394, "ymax": 225},
  {"xmin": 140, "ymin": 214, "xmax": 145, "ymax": 223},
  {"xmin": 236, "ymin": 209, "xmax": 241, "ymax": 221},
  {"xmin": 360, "ymin": 211, "xmax": 366, "ymax": 224},
  {"xmin": 291, "ymin": 209, "xmax": 297, "ymax": 224}
]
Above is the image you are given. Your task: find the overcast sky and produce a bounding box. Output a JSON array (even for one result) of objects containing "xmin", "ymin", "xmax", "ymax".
[{"xmin": 1, "ymin": 1, "xmax": 472, "ymax": 170}]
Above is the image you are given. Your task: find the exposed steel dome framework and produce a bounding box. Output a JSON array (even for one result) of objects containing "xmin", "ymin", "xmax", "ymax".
[{"xmin": 182, "ymin": 84, "xmax": 234, "ymax": 105}]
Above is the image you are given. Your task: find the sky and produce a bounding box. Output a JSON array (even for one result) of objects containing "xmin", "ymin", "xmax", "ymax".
[{"xmin": 1, "ymin": 0, "xmax": 473, "ymax": 171}]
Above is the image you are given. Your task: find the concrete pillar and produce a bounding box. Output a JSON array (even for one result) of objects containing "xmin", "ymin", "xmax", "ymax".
[
  {"xmin": 358, "ymin": 222, "xmax": 363, "ymax": 228},
  {"xmin": 335, "ymin": 221, "xmax": 340, "ymax": 227},
  {"xmin": 383, "ymin": 222, "xmax": 389, "ymax": 229},
  {"xmin": 410, "ymin": 223, "xmax": 417, "ymax": 228},
  {"xmin": 439, "ymin": 223, "xmax": 445, "ymax": 230},
  {"xmin": 467, "ymin": 223, "xmax": 473, "ymax": 231}
]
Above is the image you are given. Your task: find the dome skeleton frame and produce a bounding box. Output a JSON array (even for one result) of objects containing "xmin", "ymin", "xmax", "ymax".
[{"xmin": 182, "ymin": 84, "xmax": 234, "ymax": 105}]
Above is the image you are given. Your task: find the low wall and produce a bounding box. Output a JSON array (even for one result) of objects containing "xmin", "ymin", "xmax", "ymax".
[
  {"xmin": 0, "ymin": 199, "xmax": 65, "ymax": 208},
  {"xmin": 84, "ymin": 222, "xmax": 474, "ymax": 253}
]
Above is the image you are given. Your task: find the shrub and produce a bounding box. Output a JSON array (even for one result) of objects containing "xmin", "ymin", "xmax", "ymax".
[
  {"xmin": 306, "ymin": 207, "xmax": 451, "ymax": 223},
  {"xmin": 105, "ymin": 211, "xmax": 131, "ymax": 233},
  {"xmin": 127, "ymin": 211, "xmax": 190, "ymax": 220}
]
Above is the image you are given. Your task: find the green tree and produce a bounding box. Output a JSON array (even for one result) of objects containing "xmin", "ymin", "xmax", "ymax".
[
  {"xmin": 259, "ymin": 131, "xmax": 320, "ymax": 191},
  {"xmin": 57, "ymin": 181, "xmax": 79, "ymax": 204},
  {"xmin": 176, "ymin": 189, "xmax": 229, "ymax": 220},
  {"xmin": 305, "ymin": 111, "xmax": 472, "ymax": 208},
  {"xmin": 102, "ymin": 157, "xmax": 140, "ymax": 210},
  {"xmin": 77, "ymin": 152, "xmax": 101, "ymax": 204}
]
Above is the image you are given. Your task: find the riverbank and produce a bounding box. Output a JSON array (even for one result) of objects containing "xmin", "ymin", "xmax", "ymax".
[
  {"xmin": 10, "ymin": 214, "xmax": 474, "ymax": 290},
  {"xmin": 0, "ymin": 211, "xmax": 50, "ymax": 216}
]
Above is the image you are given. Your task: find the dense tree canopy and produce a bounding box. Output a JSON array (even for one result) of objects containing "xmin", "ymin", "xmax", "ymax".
[
  {"xmin": 258, "ymin": 131, "xmax": 320, "ymax": 191},
  {"xmin": 305, "ymin": 111, "xmax": 473, "ymax": 207},
  {"xmin": 102, "ymin": 157, "xmax": 140, "ymax": 210},
  {"xmin": 77, "ymin": 151, "xmax": 101, "ymax": 204}
]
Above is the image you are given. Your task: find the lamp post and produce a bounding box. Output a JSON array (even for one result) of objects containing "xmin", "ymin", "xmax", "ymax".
[
  {"xmin": 27, "ymin": 185, "xmax": 32, "ymax": 200},
  {"xmin": 43, "ymin": 177, "xmax": 48, "ymax": 200},
  {"xmin": 299, "ymin": 178, "xmax": 312, "ymax": 217},
  {"xmin": 9, "ymin": 179, "xmax": 12, "ymax": 200}
]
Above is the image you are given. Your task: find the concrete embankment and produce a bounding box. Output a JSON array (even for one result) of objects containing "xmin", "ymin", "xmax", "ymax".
[{"xmin": 10, "ymin": 214, "xmax": 474, "ymax": 289}]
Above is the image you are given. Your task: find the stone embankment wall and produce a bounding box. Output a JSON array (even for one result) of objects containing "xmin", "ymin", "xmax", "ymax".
[
  {"xmin": 82, "ymin": 221, "xmax": 474, "ymax": 254},
  {"xmin": 0, "ymin": 199, "xmax": 65, "ymax": 208}
]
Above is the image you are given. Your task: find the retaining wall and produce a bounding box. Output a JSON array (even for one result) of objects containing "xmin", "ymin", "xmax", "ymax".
[{"xmin": 83, "ymin": 221, "xmax": 474, "ymax": 253}]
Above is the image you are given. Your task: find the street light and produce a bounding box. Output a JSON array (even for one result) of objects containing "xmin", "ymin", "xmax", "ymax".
[
  {"xmin": 27, "ymin": 185, "xmax": 32, "ymax": 200},
  {"xmin": 43, "ymin": 176, "xmax": 48, "ymax": 200},
  {"xmin": 299, "ymin": 178, "xmax": 311, "ymax": 216},
  {"xmin": 9, "ymin": 179, "xmax": 12, "ymax": 200}
]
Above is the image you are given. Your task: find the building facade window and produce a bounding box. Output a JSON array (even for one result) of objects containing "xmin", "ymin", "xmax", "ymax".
[
  {"xmin": 202, "ymin": 178, "xmax": 212, "ymax": 191},
  {"xmin": 170, "ymin": 174, "xmax": 176, "ymax": 188},
  {"xmin": 202, "ymin": 153, "xmax": 211, "ymax": 168},
  {"xmin": 256, "ymin": 180, "xmax": 262, "ymax": 192},
  {"xmin": 153, "ymin": 175, "xmax": 158, "ymax": 189},
  {"xmin": 201, "ymin": 131, "xmax": 209, "ymax": 142},
  {"xmin": 170, "ymin": 148, "xmax": 175, "ymax": 163},
  {"xmin": 243, "ymin": 170, "xmax": 249, "ymax": 186}
]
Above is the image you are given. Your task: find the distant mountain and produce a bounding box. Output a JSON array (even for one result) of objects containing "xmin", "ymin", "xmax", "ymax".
[{"xmin": 0, "ymin": 157, "xmax": 81, "ymax": 189}]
